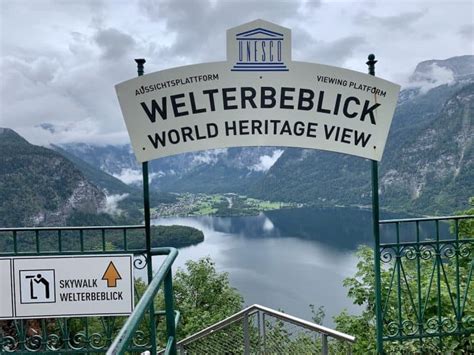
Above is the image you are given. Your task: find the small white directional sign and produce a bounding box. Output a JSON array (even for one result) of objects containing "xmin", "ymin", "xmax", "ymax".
[{"xmin": 1, "ymin": 254, "xmax": 134, "ymax": 319}]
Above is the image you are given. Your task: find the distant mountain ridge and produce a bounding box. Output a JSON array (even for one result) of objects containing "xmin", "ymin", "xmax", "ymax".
[
  {"xmin": 59, "ymin": 144, "xmax": 282, "ymax": 193},
  {"xmin": 51, "ymin": 144, "xmax": 135, "ymax": 195},
  {"xmin": 410, "ymin": 55, "xmax": 474, "ymax": 82},
  {"xmin": 57, "ymin": 55, "xmax": 474, "ymax": 215}
]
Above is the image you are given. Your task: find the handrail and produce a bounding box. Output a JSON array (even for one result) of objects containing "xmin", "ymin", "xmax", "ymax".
[
  {"xmin": 107, "ymin": 247, "xmax": 178, "ymax": 355},
  {"xmin": 0, "ymin": 225, "xmax": 145, "ymax": 232},
  {"xmin": 379, "ymin": 214, "xmax": 472, "ymax": 224},
  {"xmin": 0, "ymin": 224, "xmax": 149, "ymax": 256},
  {"xmin": 380, "ymin": 238, "xmax": 473, "ymax": 248},
  {"xmin": 254, "ymin": 304, "xmax": 356, "ymax": 342},
  {"xmin": 174, "ymin": 303, "xmax": 355, "ymax": 350}
]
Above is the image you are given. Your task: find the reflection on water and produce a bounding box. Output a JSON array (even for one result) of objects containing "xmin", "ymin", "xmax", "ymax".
[{"xmin": 151, "ymin": 207, "xmax": 449, "ymax": 325}]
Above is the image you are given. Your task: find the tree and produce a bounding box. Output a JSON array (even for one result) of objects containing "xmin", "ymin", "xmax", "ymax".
[{"xmin": 156, "ymin": 257, "xmax": 243, "ymax": 342}]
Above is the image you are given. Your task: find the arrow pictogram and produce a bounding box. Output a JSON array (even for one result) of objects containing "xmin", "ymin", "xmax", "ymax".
[{"xmin": 101, "ymin": 261, "xmax": 122, "ymax": 287}]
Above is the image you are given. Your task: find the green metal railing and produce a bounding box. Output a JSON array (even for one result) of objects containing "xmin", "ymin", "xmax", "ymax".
[
  {"xmin": 378, "ymin": 215, "xmax": 473, "ymax": 352},
  {"xmin": 107, "ymin": 247, "xmax": 178, "ymax": 355},
  {"xmin": 0, "ymin": 225, "xmax": 179, "ymax": 354}
]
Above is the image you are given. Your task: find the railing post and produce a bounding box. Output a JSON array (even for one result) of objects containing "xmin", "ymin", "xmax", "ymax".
[
  {"xmin": 164, "ymin": 269, "xmax": 177, "ymax": 354},
  {"xmin": 367, "ymin": 53, "xmax": 384, "ymax": 354},
  {"xmin": 243, "ymin": 313, "xmax": 250, "ymax": 355},
  {"xmin": 321, "ymin": 334, "xmax": 328, "ymax": 355},
  {"xmin": 262, "ymin": 313, "xmax": 267, "ymax": 354},
  {"xmin": 135, "ymin": 57, "xmax": 158, "ymax": 354}
]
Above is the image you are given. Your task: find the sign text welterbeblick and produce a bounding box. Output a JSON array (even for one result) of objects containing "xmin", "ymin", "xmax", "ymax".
[{"xmin": 116, "ymin": 20, "xmax": 401, "ymax": 162}]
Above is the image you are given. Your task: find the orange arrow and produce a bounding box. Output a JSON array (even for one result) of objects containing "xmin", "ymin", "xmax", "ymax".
[{"xmin": 102, "ymin": 261, "xmax": 122, "ymax": 287}]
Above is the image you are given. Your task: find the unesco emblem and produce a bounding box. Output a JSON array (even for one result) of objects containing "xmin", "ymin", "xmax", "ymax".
[{"xmin": 228, "ymin": 20, "xmax": 291, "ymax": 73}]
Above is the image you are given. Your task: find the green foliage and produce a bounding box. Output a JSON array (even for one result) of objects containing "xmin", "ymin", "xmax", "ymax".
[
  {"xmin": 455, "ymin": 197, "xmax": 474, "ymax": 237},
  {"xmin": 66, "ymin": 210, "xmax": 116, "ymax": 226},
  {"xmin": 152, "ymin": 225, "xmax": 204, "ymax": 248},
  {"xmin": 309, "ymin": 304, "xmax": 326, "ymax": 325},
  {"xmin": 334, "ymin": 205, "xmax": 474, "ymax": 353},
  {"xmin": 155, "ymin": 257, "xmax": 243, "ymax": 343},
  {"xmin": 118, "ymin": 190, "xmax": 177, "ymax": 222},
  {"xmin": 332, "ymin": 247, "xmax": 378, "ymax": 354}
]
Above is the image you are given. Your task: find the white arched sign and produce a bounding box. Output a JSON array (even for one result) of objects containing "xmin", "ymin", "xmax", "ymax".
[{"xmin": 116, "ymin": 20, "xmax": 400, "ymax": 163}]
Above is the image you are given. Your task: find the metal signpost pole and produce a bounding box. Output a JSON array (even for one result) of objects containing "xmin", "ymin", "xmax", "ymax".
[
  {"xmin": 135, "ymin": 58, "xmax": 158, "ymax": 354},
  {"xmin": 367, "ymin": 54, "xmax": 384, "ymax": 354}
]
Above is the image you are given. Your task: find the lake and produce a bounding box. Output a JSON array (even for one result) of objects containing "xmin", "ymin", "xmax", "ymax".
[{"xmin": 151, "ymin": 207, "xmax": 437, "ymax": 326}]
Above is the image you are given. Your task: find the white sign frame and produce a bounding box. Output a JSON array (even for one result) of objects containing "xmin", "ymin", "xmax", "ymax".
[{"xmin": 116, "ymin": 19, "xmax": 401, "ymax": 163}]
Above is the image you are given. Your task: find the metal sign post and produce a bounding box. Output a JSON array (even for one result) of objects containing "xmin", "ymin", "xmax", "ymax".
[
  {"xmin": 135, "ymin": 58, "xmax": 158, "ymax": 354},
  {"xmin": 367, "ymin": 54, "xmax": 384, "ymax": 354}
]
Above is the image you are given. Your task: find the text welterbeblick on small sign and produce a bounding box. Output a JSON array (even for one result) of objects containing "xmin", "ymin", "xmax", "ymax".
[{"xmin": 115, "ymin": 19, "xmax": 401, "ymax": 163}]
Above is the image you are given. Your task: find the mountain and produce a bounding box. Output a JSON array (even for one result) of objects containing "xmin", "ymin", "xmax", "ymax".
[
  {"xmin": 49, "ymin": 145, "xmax": 178, "ymax": 223},
  {"xmin": 251, "ymin": 55, "xmax": 474, "ymax": 215},
  {"xmin": 59, "ymin": 144, "xmax": 282, "ymax": 193},
  {"xmin": 56, "ymin": 55, "xmax": 473, "ymax": 215},
  {"xmin": 410, "ymin": 55, "xmax": 474, "ymax": 82},
  {"xmin": 0, "ymin": 128, "xmax": 106, "ymax": 227},
  {"xmin": 51, "ymin": 144, "xmax": 135, "ymax": 195},
  {"xmin": 57, "ymin": 143, "xmax": 141, "ymax": 178}
]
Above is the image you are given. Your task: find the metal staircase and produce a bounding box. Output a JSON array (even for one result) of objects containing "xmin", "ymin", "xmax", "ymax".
[{"xmin": 158, "ymin": 304, "xmax": 355, "ymax": 355}]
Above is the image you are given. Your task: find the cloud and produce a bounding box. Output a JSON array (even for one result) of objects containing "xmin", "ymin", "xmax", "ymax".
[
  {"xmin": 94, "ymin": 28, "xmax": 136, "ymax": 59},
  {"xmin": 262, "ymin": 217, "xmax": 275, "ymax": 232},
  {"xmin": 101, "ymin": 193, "xmax": 129, "ymax": 215},
  {"xmin": 250, "ymin": 149, "xmax": 284, "ymax": 172},
  {"xmin": 458, "ymin": 24, "xmax": 474, "ymax": 40},
  {"xmin": 406, "ymin": 63, "xmax": 455, "ymax": 93},
  {"xmin": 139, "ymin": 0, "xmax": 315, "ymax": 62},
  {"xmin": 354, "ymin": 10, "xmax": 425, "ymax": 30},
  {"xmin": 33, "ymin": 119, "xmax": 130, "ymax": 146},
  {"xmin": 112, "ymin": 168, "xmax": 143, "ymax": 184},
  {"xmin": 294, "ymin": 33, "xmax": 366, "ymax": 66},
  {"xmin": 1, "ymin": 0, "xmax": 472, "ymax": 148},
  {"xmin": 38, "ymin": 123, "xmax": 56, "ymax": 133},
  {"xmin": 0, "ymin": 22, "xmax": 140, "ymax": 146},
  {"xmin": 191, "ymin": 149, "xmax": 228, "ymax": 165},
  {"xmin": 112, "ymin": 168, "xmax": 160, "ymax": 184}
]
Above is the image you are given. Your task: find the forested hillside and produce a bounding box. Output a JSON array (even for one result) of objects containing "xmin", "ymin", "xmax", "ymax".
[
  {"xmin": 0, "ymin": 128, "xmax": 105, "ymax": 227},
  {"xmin": 251, "ymin": 56, "xmax": 474, "ymax": 214}
]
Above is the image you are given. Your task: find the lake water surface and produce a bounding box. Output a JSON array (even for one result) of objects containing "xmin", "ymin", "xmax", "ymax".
[{"xmin": 151, "ymin": 207, "xmax": 438, "ymax": 325}]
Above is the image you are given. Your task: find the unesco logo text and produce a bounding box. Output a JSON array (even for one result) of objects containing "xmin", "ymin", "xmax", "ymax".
[{"xmin": 231, "ymin": 27, "xmax": 288, "ymax": 72}]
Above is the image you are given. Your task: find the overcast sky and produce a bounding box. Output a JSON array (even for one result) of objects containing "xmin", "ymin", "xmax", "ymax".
[{"xmin": 0, "ymin": 0, "xmax": 473, "ymax": 146}]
